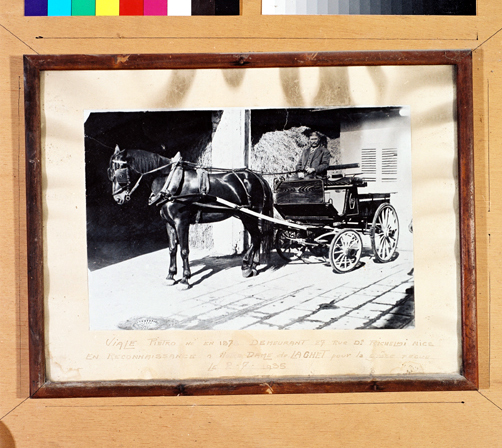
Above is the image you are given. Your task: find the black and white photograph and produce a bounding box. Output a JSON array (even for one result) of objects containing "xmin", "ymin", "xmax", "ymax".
[
  {"xmin": 86, "ymin": 106, "xmax": 413, "ymax": 332},
  {"xmin": 29, "ymin": 55, "xmax": 471, "ymax": 387}
]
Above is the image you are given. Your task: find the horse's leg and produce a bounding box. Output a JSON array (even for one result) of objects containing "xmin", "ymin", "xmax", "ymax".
[
  {"xmin": 165, "ymin": 222, "xmax": 178, "ymax": 286},
  {"xmin": 241, "ymin": 217, "xmax": 261, "ymax": 278},
  {"xmin": 241, "ymin": 243, "xmax": 255, "ymax": 278},
  {"xmin": 176, "ymin": 218, "xmax": 192, "ymax": 290}
]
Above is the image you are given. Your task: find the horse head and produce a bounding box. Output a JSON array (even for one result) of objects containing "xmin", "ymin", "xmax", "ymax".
[
  {"xmin": 108, "ymin": 145, "xmax": 135, "ymax": 205},
  {"xmin": 109, "ymin": 146, "xmax": 178, "ymax": 205}
]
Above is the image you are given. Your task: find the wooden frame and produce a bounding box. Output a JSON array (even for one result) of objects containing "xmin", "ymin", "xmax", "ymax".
[{"xmin": 24, "ymin": 50, "xmax": 477, "ymax": 398}]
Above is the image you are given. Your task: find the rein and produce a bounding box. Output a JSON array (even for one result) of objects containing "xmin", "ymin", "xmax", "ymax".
[
  {"xmin": 112, "ymin": 159, "xmax": 177, "ymax": 197},
  {"xmin": 129, "ymin": 161, "xmax": 176, "ymax": 195},
  {"xmin": 175, "ymin": 160, "xmax": 300, "ymax": 176},
  {"xmin": 111, "ymin": 156, "xmax": 297, "ymax": 207}
]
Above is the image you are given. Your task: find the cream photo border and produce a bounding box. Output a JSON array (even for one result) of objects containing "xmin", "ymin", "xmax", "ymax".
[{"xmin": 40, "ymin": 64, "xmax": 460, "ymax": 382}]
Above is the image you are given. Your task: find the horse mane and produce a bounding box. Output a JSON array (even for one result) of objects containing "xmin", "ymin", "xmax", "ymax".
[{"xmin": 126, "ymin": 150, "xmax": 172, "ymax": 175}]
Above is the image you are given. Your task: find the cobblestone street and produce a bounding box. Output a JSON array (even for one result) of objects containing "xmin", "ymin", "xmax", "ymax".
[{"xmin": 90, "ymin": 246, "xmax": 414, "ymax": 331}]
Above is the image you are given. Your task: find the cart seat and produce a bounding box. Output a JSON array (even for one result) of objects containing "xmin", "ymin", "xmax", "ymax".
[
  {"xmin": 274, "ymin": 178, "xmax": 324, "ymax": 205},
  {"xmin": 325, "ymin": 176, "xmax": 367, "ymax": 188}
]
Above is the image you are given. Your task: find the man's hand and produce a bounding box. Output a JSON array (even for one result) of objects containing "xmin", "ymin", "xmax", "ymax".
[{"xmin": 305, "ymin": 167, "xmax": 315, "ymax": 174}]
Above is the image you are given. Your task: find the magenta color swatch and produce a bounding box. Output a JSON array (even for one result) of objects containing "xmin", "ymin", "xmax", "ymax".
[{"xmin": 144, "ymin": 0, "xmax": 167, "ymax": 14}]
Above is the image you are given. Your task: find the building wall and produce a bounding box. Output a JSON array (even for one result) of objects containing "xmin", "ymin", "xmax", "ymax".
[
  {"xmin": 210, "ymin": 109, "xmax": 249, "ymax": 255},
  {"xmin": 340, "ymin": 112, "xmax": 413, "ymax": 250}
]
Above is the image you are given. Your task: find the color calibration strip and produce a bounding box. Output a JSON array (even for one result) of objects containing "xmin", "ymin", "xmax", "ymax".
[
  {"xmin": 25, "ymin": 0, "xmax": 239, "ymax": 16},
  {"xmin": 262, "ymin": 0, "xmax": 475, "ymax": 15}
]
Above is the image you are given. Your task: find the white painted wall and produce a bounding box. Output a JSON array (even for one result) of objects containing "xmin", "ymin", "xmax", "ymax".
[
  {"xmin": 211, "ymin": 109, "xmax": 249, "ymax": 255},
  {"xmin": 340, "ymin": 112, "xmax": 413, "ymax": 250}
]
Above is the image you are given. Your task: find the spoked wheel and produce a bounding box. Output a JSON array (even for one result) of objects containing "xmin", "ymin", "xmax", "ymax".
[
  {"xmin": 276, "ymin": 229, "xmax": 305, "ymax": 261},
  {"xmin": 371, "ymin": 203, "xmax": 399, "ymax": 262},
  {"xmin": 329, "ymin": 229, "xmax": 363, "ymax": 273}
]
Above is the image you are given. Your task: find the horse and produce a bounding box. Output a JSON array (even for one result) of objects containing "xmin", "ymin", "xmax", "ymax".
[{"xmin": 107, "ymin": 145, "xmax": 274, "ymax": 289}]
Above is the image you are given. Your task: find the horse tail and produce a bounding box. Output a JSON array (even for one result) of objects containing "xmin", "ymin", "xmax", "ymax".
[{"xmin": 259, "ymin": 176, "xmax": 275, "ymax": 262}]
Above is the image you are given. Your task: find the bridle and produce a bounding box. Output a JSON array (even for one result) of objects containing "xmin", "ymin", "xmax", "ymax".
[
  {"xmin": 108, "ymin": 153, "xmax": 177, "ymax": 202},
  {"xmin": 108, "ymin": 158, "xmax": 133, "ymax": 200}
]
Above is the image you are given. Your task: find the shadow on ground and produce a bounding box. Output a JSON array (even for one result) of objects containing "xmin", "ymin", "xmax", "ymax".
[
  {"xmin": 88, "ymin": 232, "xmax": 167, "ymax": 271},
  {"xmin": 372, "ymin": 287, "xmax": 415, "ymax": 329},
  {"xmin": 188, "ymin": 252, "xmax": 292, "ymax": 287}
]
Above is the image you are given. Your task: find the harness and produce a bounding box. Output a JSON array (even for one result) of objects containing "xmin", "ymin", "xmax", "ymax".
[
  {"xmin": 157, "ymin": 152, "xmax": 186, "ymax": 197},
  {"xmin": 110, "ymin": 153, "xmax": 269, "ymax": 215},
  {"xmin": 197, "ymin": 168, "xmax": 210, "ymax": 195},
  {"xmin": 109, "ymin": 156, "xmax": 176, "ymax": 199},
  {"xmin": 107, "ymin": 159, "xmax": 131, "ymax": 196},
  {"xmin": 231, "ymin": 171, "xmax": 252, "ymax": 206}
]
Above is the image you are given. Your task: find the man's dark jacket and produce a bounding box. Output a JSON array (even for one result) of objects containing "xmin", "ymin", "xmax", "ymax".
[{"xmin": 296, "ymin": 145, "xmax": 331, "ymax": 177}]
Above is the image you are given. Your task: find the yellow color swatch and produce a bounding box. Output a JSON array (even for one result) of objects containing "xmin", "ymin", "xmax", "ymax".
[{"xmin": 96, "ymin": 0, "xmax": 119, "ymax": 15}]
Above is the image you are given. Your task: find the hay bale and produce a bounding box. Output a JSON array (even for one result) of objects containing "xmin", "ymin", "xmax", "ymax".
[{"xmin": 251, "ymin": 127, "xmax": 341, "ymax": 186}]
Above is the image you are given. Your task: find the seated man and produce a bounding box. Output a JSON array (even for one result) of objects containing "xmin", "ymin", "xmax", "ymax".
[{"xmin": 295, "ymin": 131, "xmax": 331, "ymax": 178}]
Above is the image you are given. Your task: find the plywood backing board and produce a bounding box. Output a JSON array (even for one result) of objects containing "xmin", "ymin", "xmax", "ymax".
[{"xmin": 1, "ymin": 0, "xmax": 502, "ymax": 445}]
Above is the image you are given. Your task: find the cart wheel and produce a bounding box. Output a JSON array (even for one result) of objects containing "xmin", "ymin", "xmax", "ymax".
[
  {"xmin": 276, "ymin": 229, "xmax": 304, "ymax": 261},
  {"xmin": 329, "ymin": 229, "xmax": 363, "ymax": 273},
  {"xmin": 371, "ymin": 203, "xmax": 399, "ymax": 262}
]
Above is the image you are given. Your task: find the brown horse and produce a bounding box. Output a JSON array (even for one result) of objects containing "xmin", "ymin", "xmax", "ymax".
[{"xmin": 108, "ymin": 146, "xmax": 274, "ymax": 289}]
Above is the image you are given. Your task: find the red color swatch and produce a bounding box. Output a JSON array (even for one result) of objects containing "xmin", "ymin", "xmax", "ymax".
[{"xmin": 120, "ymin": 0, "xmax": 144, "ymax": 14}]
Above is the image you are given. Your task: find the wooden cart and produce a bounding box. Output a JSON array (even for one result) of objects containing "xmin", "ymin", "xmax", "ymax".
[{"xmin": 273, "ymin": 164, "xmax": 399, "ymax": 273}]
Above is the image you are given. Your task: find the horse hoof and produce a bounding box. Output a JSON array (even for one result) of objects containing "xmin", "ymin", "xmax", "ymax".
[
  {"xmin": 166, "ymin": 278, "xmax": 176, "ymax": 286},
  {"xmin": 242, "ymin": 268, "xmax": 255, "ymax": 278},
  {"xmin": 177, "ymin": 282, "xmax": 191, "ymax": 291}
]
